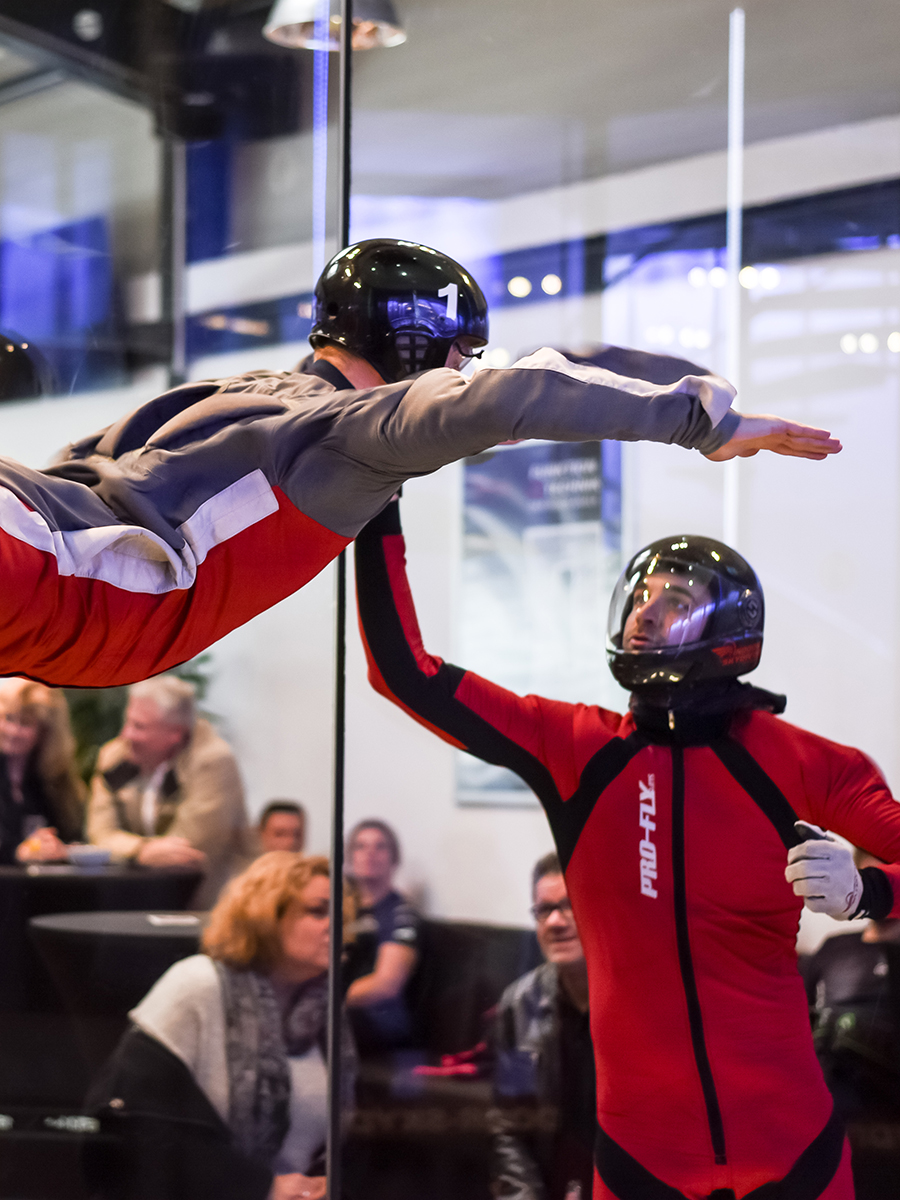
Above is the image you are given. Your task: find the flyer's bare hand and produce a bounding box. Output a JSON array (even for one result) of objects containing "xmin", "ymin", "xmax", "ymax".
[{"xmin": 705, "ymin": 414, "xmax": 842, "ymax": 462}]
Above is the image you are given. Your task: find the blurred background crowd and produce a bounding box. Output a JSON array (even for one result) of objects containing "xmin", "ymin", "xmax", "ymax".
[{"xmin": 0, "ymin": 673, "xmax": 897, "ymax": 1200}]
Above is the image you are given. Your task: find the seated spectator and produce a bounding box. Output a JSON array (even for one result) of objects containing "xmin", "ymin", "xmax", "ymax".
[
  {"xmin": 343, "ymin": 819, "xmax": 419, "ymax": 1052},
  {"xmin": 86, "ymin": 675, "xmax": 249, "ymax": 908},
  {"xmin": 0, "ymin": 677, "xmax": 84, "ymax": 864},
  {"xmin": 801, "ymin": 851, "xmax": 900, "ymax": 1120},
  {"xmin": 490, "ymin": 852, "xmax": 593, "ymax": 1200},
  {"xmin": 257, "ymin": 800, "xmax": 307, "ymax": 854},
  {"xmin": 86, "ymin": 852, "xmax": 355, "ymax": 1200}
]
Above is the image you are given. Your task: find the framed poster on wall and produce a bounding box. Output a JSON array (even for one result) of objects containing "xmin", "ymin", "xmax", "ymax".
[{"xmin": 456, "ymin": 438, "xmax": 622, "ymax": 806}]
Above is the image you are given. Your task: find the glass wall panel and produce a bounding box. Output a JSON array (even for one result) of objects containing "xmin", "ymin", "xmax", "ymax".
[
  {"xmin": 344, "ymin": 5, "xmax": 725, "ymax": 1200},
  {"xmin": 0, "ymin": 7, "xmax": 338, "ymax": 1200},
  {"xmin": 344, "ymin": 4, "xmax": 900, "ymax": 1200},
  {"xmin": 733, "ymin": 23, "xmax": 900, "ymax": 1185},
  {"xmin": 0, "ymin": 1, "xmax": 897, "ymax": 1198}
]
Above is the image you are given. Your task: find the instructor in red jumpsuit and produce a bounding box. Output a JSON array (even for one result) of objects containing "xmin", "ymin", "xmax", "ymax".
[
  {"xmin": 0, "ymin": 239, "xmax": 839, "ymax": 688},
  {"xmin": 355, "ymin": 513, "xmax": 900, "ymax": 1200}
]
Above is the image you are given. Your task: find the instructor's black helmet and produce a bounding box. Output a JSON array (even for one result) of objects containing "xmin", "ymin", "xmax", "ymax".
[
  {"xmin": 606, "ymin": 535, "xmax": 764, "ymax": 691},
  {"xmin": 310, "ymin": 239, "xmax": 489, "ymax": 383}
]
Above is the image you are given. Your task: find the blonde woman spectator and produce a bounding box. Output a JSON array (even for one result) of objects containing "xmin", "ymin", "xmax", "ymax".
[
  {"xmin": 0, "ymin": 677, "xmax": 84, "ymax": 864},
  {"xmin": 87, "ymin": 853, "xmax": 355, "ymax": 1200}
]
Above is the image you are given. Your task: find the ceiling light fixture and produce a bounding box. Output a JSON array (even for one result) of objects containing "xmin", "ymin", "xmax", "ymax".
[{"xmin": 263, "ymin": 0, "xmax": 406, "ymax": 50}]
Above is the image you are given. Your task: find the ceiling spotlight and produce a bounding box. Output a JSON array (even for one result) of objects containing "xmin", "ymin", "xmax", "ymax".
[
  {"xmin": 264, "ymin": 0, "xmax": 406, "ymax": 50},
  {"xmin": 738, "ymin": 266, "xmax": 758, "ymax": 289},
  {"xmin": 507, "ymin": 276, "xmax": 532, "ymax": 298}
]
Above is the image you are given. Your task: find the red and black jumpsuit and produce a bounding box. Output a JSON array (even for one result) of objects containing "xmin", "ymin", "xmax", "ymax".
[{"xmin": 354, "ymin": 499, "xmax": 900, "ymax": 1200}]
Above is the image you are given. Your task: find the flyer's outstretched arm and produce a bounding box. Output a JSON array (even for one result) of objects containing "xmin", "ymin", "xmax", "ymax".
[
  {"xmin": 0, "ymin": 344, "xmax": 838, "ymax": 687},
  {"xmin": 558, "ymin": 344, "xmax": 842, "ymax": 462}
]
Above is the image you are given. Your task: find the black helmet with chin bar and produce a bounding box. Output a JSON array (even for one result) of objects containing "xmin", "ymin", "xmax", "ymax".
[{"xmin": 606, "ymin": 534, "xmax": 765, "ymax": 691}]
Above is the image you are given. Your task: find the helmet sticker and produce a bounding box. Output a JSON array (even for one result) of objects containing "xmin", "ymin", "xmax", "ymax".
[
  {"xmin": 438, "ymin": 282, "xmax": 458, "ymax": 322},
  {"xmin": 738, "ymin": 589, "xmax": 762, "ymax": 628}
]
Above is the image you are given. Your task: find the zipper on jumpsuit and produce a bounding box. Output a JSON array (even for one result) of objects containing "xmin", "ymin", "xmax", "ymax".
[{"xmin": 671, "ymin": 742, "xmax": 728, "ymax": 1165}]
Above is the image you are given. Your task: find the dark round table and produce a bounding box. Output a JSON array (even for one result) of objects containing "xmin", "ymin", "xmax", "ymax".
[
  {"xmin": 28, "ymin": 909, "xmax": 206, "ymax": 1092},
  {"xmin": 0, "ymin": 866, "xmax": 201, "ymax": 1108},
  {"xmin": 30, "ymin": 909, "xmax": 205, "ymax": 1014},
  {"xmin": 0, "ymin": 863, "xmax": 202, "ymax": 1012}
]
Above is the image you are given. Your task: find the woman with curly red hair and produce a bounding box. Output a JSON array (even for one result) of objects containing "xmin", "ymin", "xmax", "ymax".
[{"xmin": 88, "ymin": 852, "xmax": 355, "ymax": 1200}]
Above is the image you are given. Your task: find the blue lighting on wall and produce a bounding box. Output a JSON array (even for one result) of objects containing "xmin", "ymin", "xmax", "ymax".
[{"xmin": 0, "ymin": 215, "xmax": 124, "ymax": 393}]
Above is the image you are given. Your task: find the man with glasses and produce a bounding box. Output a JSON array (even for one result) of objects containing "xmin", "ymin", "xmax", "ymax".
[
  {"xmin": 0, "ymin": 238, "xmax": 838, "ymax": 688},
  {"xmin": 491, "ymin": 851, "xmax": 593, "ymax": 1200}
]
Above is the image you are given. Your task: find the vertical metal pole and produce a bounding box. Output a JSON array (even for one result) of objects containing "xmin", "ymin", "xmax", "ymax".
[
  {"xmin": 161, "ymin": 134, "xmax": 187, "ymax": 388},
  {"xmin": 311, "ymin": 1, "xmax": 331, "ymax": 282},
  {"xmin": 326, "ymin": 2, "xmax": 352, "ymax": 1197},
  {"xmin": 326, "ymin": 579, "xmax": 348, "ymax": 1200},
  {"xmin": 337, "ymin": 0, "xmax": 352, "ymax": 250},
  {"xmin": 723, "ymin": 6, "xmax": 744, "ymax": 547}
]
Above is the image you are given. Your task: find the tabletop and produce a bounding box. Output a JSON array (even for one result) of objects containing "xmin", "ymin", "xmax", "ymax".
[
  {"xmin": 0, "ymin": 864, "xmax": 203, "ymax": 1015},
  {"xmin": 0, "ymin": 864, "xmax": 202, "ymax": 882},
  {"xmin": 30, "ymin": 910, "xmax": 205, "ymax": 940},
  {"xmin": 27, "ymin": 910, "xmax": 208, "ymax": 1079}
]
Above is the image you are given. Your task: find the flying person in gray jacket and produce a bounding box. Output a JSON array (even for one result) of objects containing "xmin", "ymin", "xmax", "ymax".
[{"xmin": 0, "ymin": 239, "xmax": 839, "ymax": 689}]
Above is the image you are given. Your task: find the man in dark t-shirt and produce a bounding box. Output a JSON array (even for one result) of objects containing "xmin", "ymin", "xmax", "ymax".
[{"xmin": 344, "ymin": 819, "xmax": 419, "ymax": 1052}]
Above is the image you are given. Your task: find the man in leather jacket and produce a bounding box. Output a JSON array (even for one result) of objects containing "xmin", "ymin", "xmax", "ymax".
[
  {"xmin": 800, "ymin": 852, "xmax": 900, "ymax": 1122},
  {"xmin": 491, "ymin": 852, "xmax": 593, "ymax": 1200}
]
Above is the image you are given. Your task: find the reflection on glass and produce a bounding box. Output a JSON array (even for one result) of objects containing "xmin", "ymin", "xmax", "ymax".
[
  {"xmin": 264, "ymin": 0, "xmax": 407, "ymax": 52},
  {"xmin": 457, "ymin": 439, "xmax": 620, "ymax": 805}
]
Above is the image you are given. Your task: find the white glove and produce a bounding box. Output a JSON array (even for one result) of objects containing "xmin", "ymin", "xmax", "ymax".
[{"xmin": 784, "ymin": 821, "xmax": 863, "ymax": 920}]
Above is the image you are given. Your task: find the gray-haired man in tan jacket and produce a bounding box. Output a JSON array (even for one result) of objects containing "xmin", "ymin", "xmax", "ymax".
[{"xmin": 86, "ymin": 675, "xmax": 250, "ymax": 908}]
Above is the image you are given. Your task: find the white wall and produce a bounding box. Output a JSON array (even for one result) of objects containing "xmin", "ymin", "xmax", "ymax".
[
  {"xmin": 605, "ymin": 247, "xmax": 900, "ymax": 787},
  {"xmin": 343, "ymin": 466, "xmax": 557, "ymax": 926}
]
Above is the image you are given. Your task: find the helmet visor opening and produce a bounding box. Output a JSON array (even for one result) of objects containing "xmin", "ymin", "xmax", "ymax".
[
  {"xmin": 608, "ymin": 555, "xmax": 719, "ymax": 656},
  {"xmin": 606, "ymin": 535, "xmax": 764, "ymax": 690}
]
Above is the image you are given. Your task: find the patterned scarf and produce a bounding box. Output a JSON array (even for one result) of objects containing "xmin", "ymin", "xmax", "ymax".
[{"xmin": 215, "ymin": 965, "xmax": 332, "ymax": 1167}]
